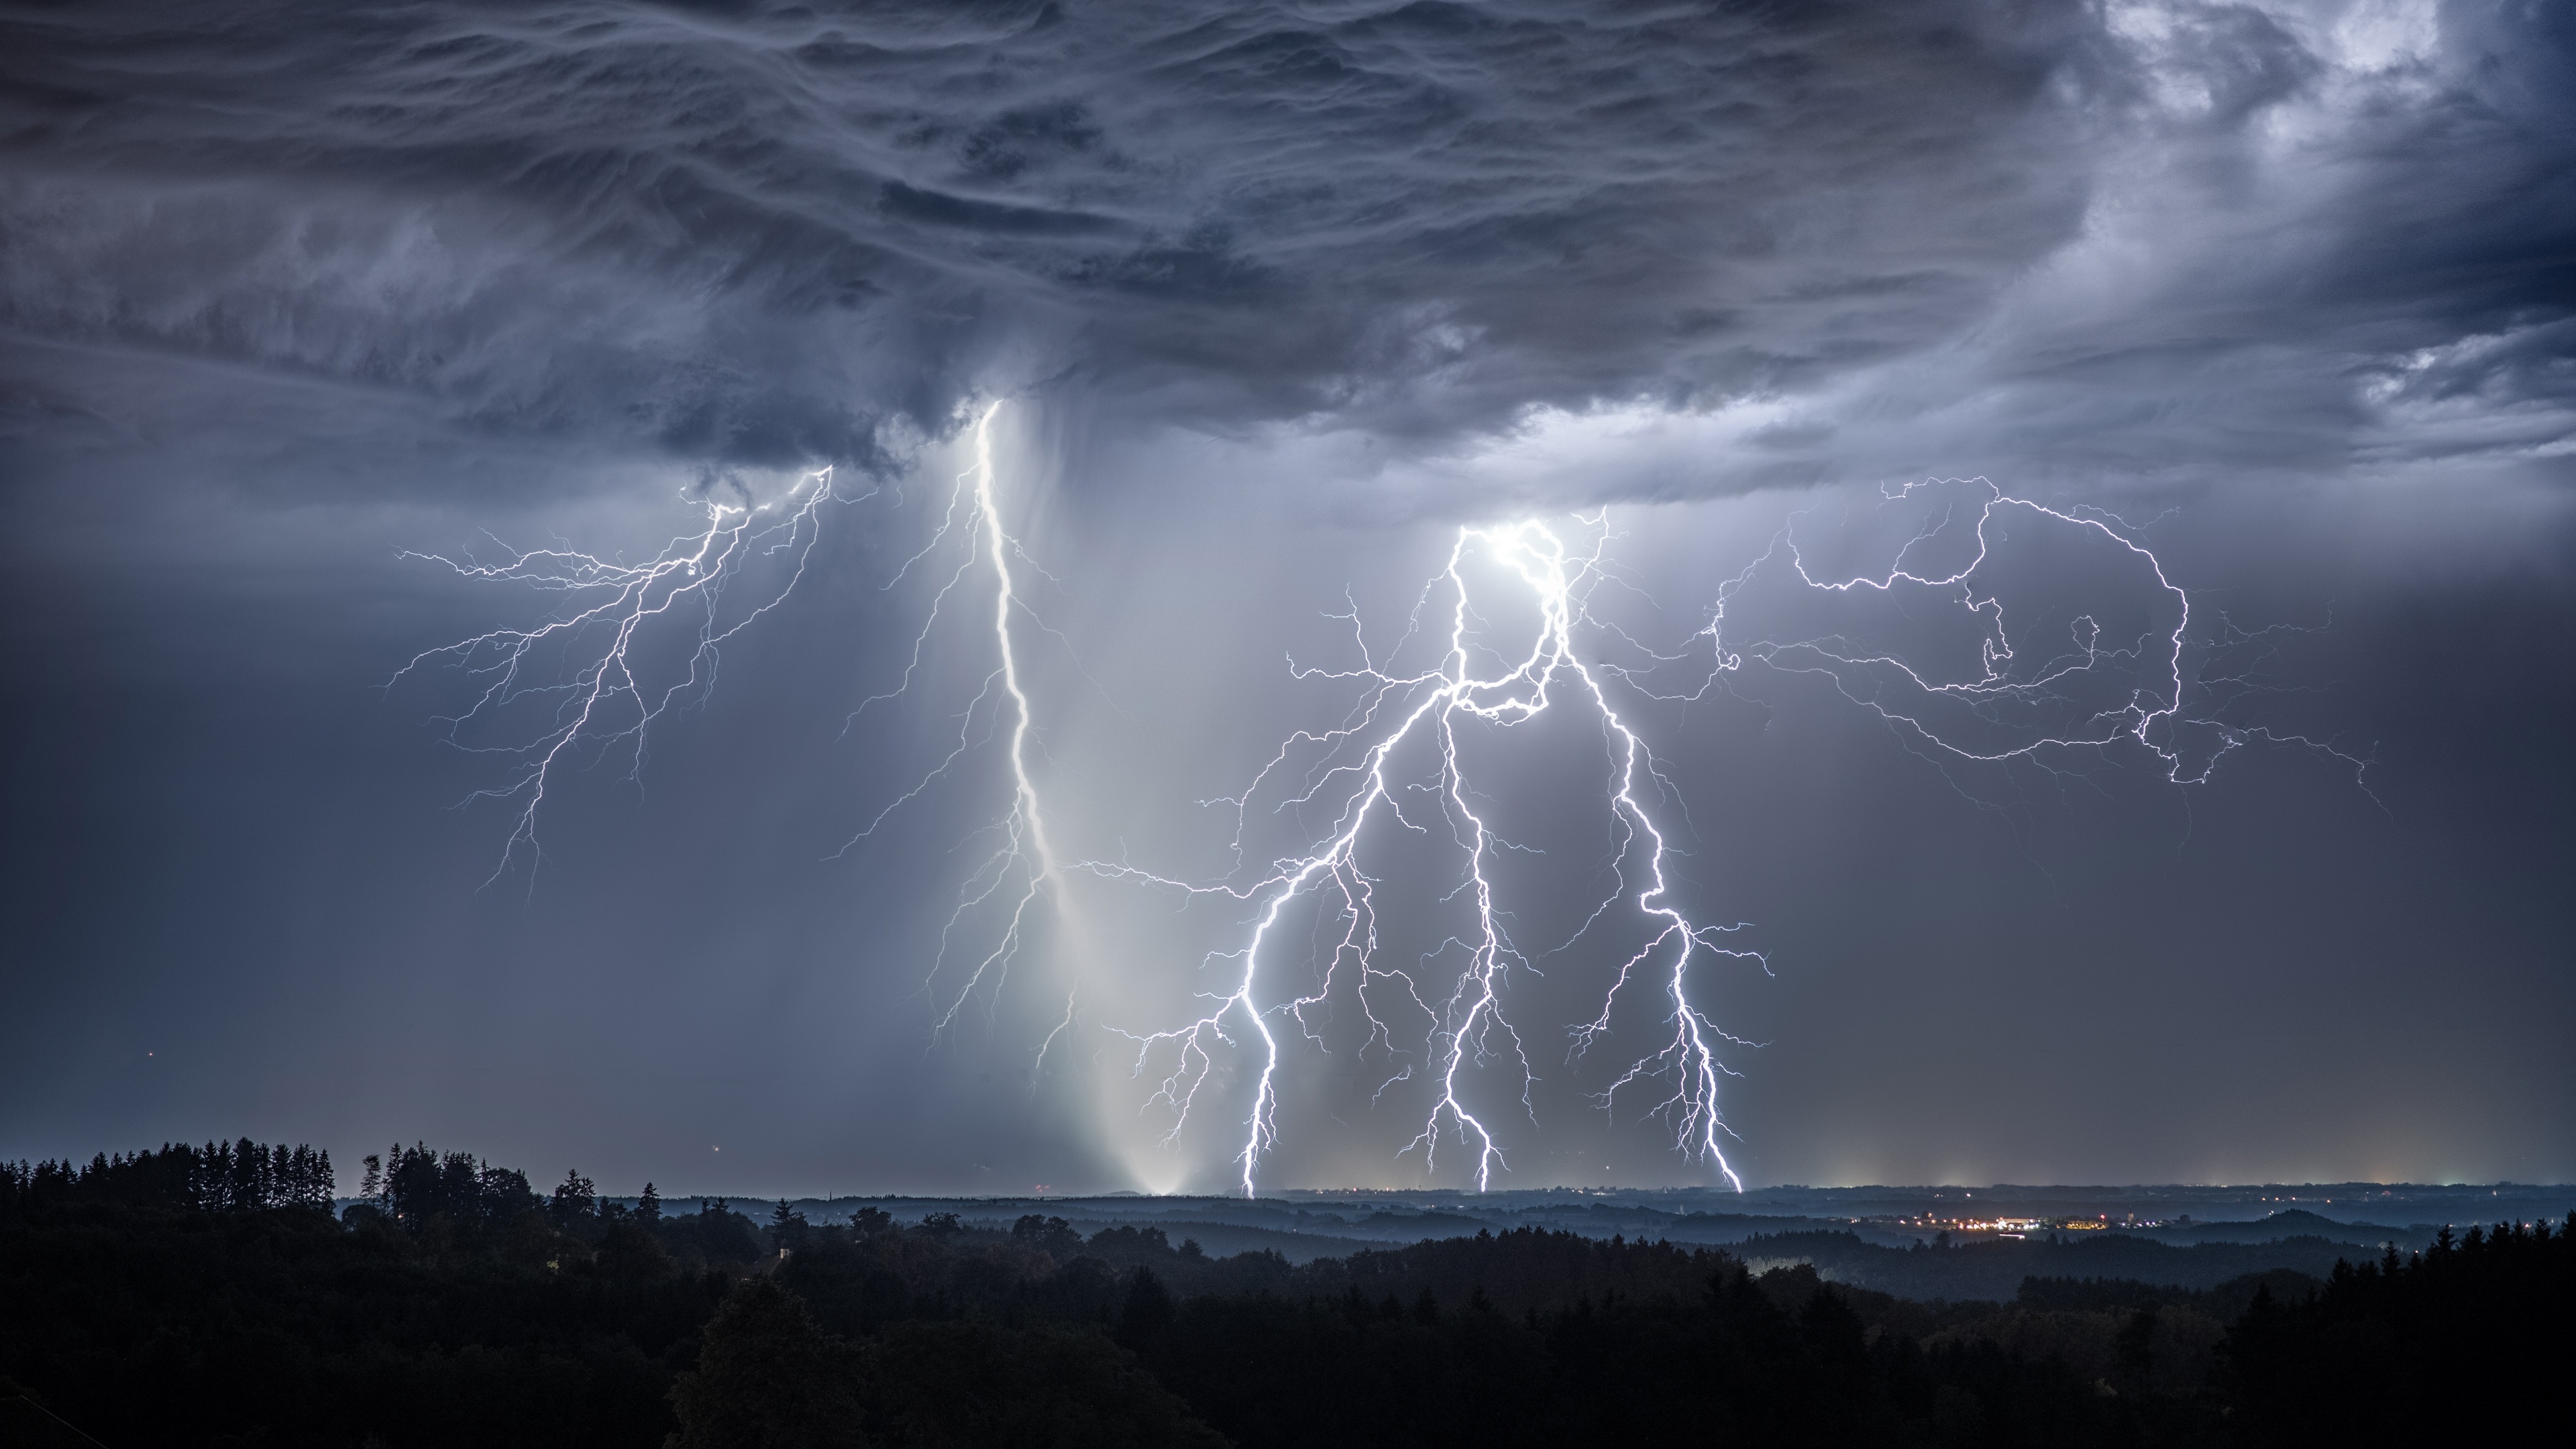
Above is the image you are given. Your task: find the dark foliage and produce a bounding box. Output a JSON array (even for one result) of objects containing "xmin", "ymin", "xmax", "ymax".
[
  {"xmin": 657, "ymin": 1198, "xmax": 769, "ymax": 1268},
  {"xmin": 860, "ymin": 1319, "xmax": 1226, "ymax": 1448},
  {"xmin": 666, "ymin": 1278, "xmax": 1224, "ymax": 1449},
  {"xmin": 4, "ymin": 1138, "xmax": 333, "ymax": 1213},
  {"xmin": 1733, "ymin": 1228, "xmax": 2376, "ymax": 1301},
  {"xmin": 665, "ymin": 1278, "xmax": 864, "ymax": 1449},
  {"xmin": 0, "ymin": 1200, "xmax": 723, "ymax": 1448},
  {"xmin": 1130, "ymin": 1258, "xmax": 2182, "ymax": 1449},
  {"xmin": 0, "ymin": 1141, "xmax": 767, "ymax": 1448},
  {"xmin": 5, "ymin": 1140, "xmax": 2570, "ymax": 1448},
  {"xmin": 377, "ymin": 1141, "xmax": 540, "ymax": 1224},
  {"xmin": 2014, "ymin": 1269, "xmax": 2319, "ymax": 1320},
  {"xmin": 2222, "ymin": 1214, "xmax": 2576, "ymax": 1446},
  {"xmin": 1284, "ymin": 1226, "xmax": 1739, "ymax": 1318}
]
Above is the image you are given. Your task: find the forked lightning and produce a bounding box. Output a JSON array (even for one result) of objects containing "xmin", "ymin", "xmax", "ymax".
[
  {"xmin": 400, "ymin": 419, "xmax": 2364, "ymax": 1198},
  {"xmin": 1087, "ymin": 519, "xmax": 1758, "ymax": 1195},
  {"xmin": 391, "ymin": 466, "xmax": 839, "ymax": 888}
]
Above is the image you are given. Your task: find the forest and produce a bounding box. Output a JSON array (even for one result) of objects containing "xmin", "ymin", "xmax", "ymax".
[{"xmin": 4, "ymin": 1142, "xmax": 2568, "ymax": 1448}]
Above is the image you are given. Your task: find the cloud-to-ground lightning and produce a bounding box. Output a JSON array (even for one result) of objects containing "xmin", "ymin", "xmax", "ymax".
[
  {"xmin": 398, "ymin": 435, "xmax": 2363, "ymax": 1199},
  {"xmin": 391, "ymin": 466, "xmax": 841, "ymax": 887},
  {"xmin": 398, "ymin": 401, "xmax": 1075, "ymax": 1032},
  {"xmin": 1089, "ymin": 518, "xmax": 1762, "ymax": 1197},
  {"xmin": 1092, "ymin": 482, "xmax": 2367, "ymax": 1197},
  {"xmin": 836, "ymin": 402, "xmax": 1069, "ymax": 1032}
]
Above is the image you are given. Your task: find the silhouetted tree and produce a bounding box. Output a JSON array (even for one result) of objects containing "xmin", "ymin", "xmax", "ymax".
[
  {"xmin": 598, "ymin": 1218, "xmax": 676, "ymax": 1282},
  {"xmin": 549, "ymin": 1169, "xmax": 599, "ymax": 1230},
  {"xmin": 771, "ymin": 1199, "xmax": 811, "ymax": 1250},
  {"xmin": 0, "ymin": 1140, "xmax": 330, "ymax": 1214},
  {"xmin": 1012, "ymin": 1214, "xmax": 1085, "ymax": 1259},
  {"xmin": 1116, "ymin": 1267, "xmax": 1176, "ymax": 1349},
  {"xmin": 666, "ymin": 1278, "xmax": 864, "ymax": 1449},
  {"xmin": 23, "ymin": 1130, "xmax": 2564, "ymax": 1449},
  {"xmin": 2223, "ymin": 1212, "xmax": 2573, "ymax": 1446},
  {"xmin": 864, "ymin": 1320, "xmax": 1226, "ymax": 1448}
]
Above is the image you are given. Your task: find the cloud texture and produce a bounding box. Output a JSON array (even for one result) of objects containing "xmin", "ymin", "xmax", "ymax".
[{"xmin": 9, "ymin": 0, "xmax": 2561, "ymax": 485}]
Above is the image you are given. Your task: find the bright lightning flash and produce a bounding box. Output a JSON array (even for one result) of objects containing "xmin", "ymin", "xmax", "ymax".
[
  {"xmin": 400, "ymin": 402, "xmax": 1075, "ymax": 1036},
  {"xmin": 392, "ymin": 466, "xmax": 841, "ymax": 887},
  {"xmin": 1094, "ymin": 481, "xmax": 2366, "ymax": 1197},
  {"xmin": 398, "ymin": 445, "xmax": 2365, "ymax": 1201},
  {"xmin": 1091, "ymin": 517, "xmax": 1760, "ymax": 1197},
  {"xmin": 837, "ymin": 402, "xmax": 1067, "ymax": 1031}
]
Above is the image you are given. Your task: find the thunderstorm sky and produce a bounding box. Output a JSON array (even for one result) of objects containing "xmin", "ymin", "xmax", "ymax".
[{"xmin": 2, "ymin": 0, "xmax": 2571, "ymax": 1195}]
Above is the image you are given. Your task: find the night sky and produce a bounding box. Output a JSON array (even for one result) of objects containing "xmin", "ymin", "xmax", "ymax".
[{"xmin": 3, "ymin": 1, "xmax": 2570, "ymax": 1197}]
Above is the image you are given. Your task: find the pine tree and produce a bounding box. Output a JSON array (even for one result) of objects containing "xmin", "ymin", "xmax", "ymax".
[{"xmin": 549, "ymin": 1168, "xmax": 598, "ymax": 1230}]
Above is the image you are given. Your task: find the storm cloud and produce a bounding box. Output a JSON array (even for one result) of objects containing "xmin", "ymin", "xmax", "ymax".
[{"xmin": 9, "ymin": 0, "xmax": 2561, "ymax": 486}]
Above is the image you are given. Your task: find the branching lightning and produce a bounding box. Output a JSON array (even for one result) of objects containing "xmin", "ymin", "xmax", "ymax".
[
  {"xmin": 390, "ymin": 465, "xmax": 841, "ymax": 888},
  {"xmin": 1087, "ymin": 518, "xmax": 1762, "ymax": 1197},
  {"xmin": 1090, "ymin": 480, "xmax": 2367, "ymax": 1197},
  {"xmin": 1681, "ymin": 479, "xmax": 2374, "ymax": 799},
  {"xmin": 398, "ymin": 428, "xmax": 2365, "ymax": 1201},
  {"xmin": 393, "ymin": 402, "xmax": 1071, "ymax": 1038}
]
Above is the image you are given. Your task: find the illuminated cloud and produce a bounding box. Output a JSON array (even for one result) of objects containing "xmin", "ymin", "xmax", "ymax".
[{"xmin": 15, "ymin": 1, "xmax": 2559, "ymax": 490}]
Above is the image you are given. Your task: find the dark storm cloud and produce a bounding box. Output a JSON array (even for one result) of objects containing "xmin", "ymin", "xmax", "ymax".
[
  {"xmin": 5, "ymin": 0, "xmax": 2106, "ymax": 474},
  {"xmin": 9, "ymin": 2, "xmax": 2567, "ymax": 489},
  {"xmin": 1491, "ymin": 0, "xmax": 2576, "ymax": 502},
  {"xmin": 1972, "ymin": 0, "xmax": 2576, "ymax": 479}
]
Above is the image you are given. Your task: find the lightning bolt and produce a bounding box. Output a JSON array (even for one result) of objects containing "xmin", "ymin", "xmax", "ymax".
[
  {"xmin": 837, "ymin": 401, "xmax": 1066, "ymax": 1030},
  {"xmin": 1091, "ymin": 482, "xmax": 2366, "ymax": 1197},
  {"xmin": 1688, "ymin": 478, "xmax": 2375, "ymax": 800},
  {"xmin": 399, "ymin": 440, "xmax": 2364, "ymax": 1199},
  {"xmin": 396, "ymin": 401, "xmax": 1074, "ymax": 1038},
  {"xmin": 390, "ymin": 465, "xmax": 842, "ymax": 888},
  {"xmin": 1089, "ymin": 517, "xmax": 1760, "ymax": 1196}
]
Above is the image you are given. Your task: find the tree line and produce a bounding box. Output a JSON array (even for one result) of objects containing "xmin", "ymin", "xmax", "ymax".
[
  {"xmin": 3, "ymin": 1138, "xmax": 335, "ymax": 1214},
  {"xmin": 2223, "ymin": 1217, "xmax": 2573, "ymax": 1446},
  {"xmin": 3, "ymin": 1137, "xmax": 2569, "ymax": 1448}
]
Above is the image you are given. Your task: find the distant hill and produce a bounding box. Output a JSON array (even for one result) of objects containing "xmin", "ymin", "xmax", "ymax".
[
  {"xmin": 1732, "ymin": 1230, "xmax": 2378, "ymax": 1301},
  {"xmin": 1126, "ymin": 1221, "xmax": 1378, "ymax": 1265},
  {"xmin": 2162, "ymin": 1209, "xmax": 2402, "ymax": 1242},
  {"xmin": 1349, "ymin": 1210, "xmax": 1494, "ymax": 1238}
]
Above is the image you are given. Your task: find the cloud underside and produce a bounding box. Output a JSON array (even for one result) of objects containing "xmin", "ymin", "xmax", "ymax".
[{"xmin": 1, "ymin": 0, "xmax": 2568, "ymax": 490}]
